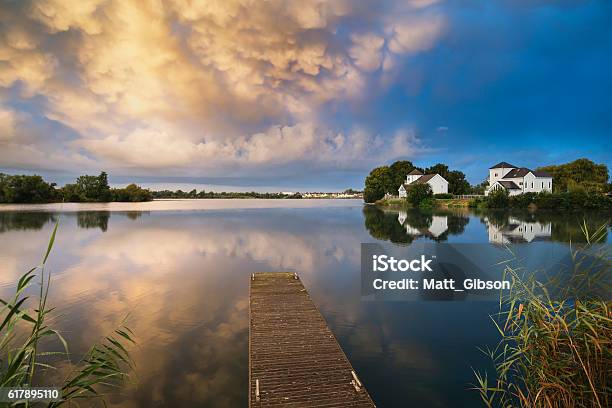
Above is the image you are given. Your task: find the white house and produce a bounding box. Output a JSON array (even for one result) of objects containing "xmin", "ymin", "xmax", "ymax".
[
  {"xmin": 398, "ymin": 169, "xmax": 449, "ymax": 197},
  {"xmin": 485, "ymin": 162, "xmax": 552, "ymax": 196}
]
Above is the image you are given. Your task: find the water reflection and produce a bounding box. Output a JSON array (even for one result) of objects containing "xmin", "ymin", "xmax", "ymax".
[
  {"xmin": 363, "ymin": 206, "xmax": 469, "ymax": 244},
  {"xmin": 363, "ymin": 205, "xmax": 610, "ymax": 245},
  {"xmin": 76, "ymin": 212, "xmax": 111, "ymax": 232},
  {"xmin": 484, "ymin": 215, "xmax": 551, "ymax": 244},
  {"xmin": 476, "ymin": 209, "xmax": 610, "ymax": 244},
  {"xmin": 0, "ymin": 202, "xmax": 609, "ymax": 407},
  {"xmin": 0, "ymin": 211, "xmax": 146, "ymax": 233},
  {"xmin": 0, "ymin": 211, "xmax": 56, "ymax": 232}
]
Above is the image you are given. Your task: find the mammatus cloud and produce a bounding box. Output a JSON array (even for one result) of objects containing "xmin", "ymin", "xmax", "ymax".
[{"xmin": 0, "ymin": 0, "xmax": 446, "ymax": 176}]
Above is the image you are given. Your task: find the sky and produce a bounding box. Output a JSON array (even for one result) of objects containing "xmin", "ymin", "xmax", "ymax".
[{"xmin": 0, "ymin": 0, "xmax": 610, "ymax": 191}]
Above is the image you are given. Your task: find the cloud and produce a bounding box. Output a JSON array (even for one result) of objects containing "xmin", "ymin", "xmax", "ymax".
[
  {"xmin": 76, "ymin": 122, "xmax": 425, "ymax": 173},
  {"xmin": 349, "ymin": 33, "xmax": 385, "ymax": 71},
  {"xmin": 0, "ymin": 0, "xmax": 446, "ymax": 177},
  {"xmin": 388, "ymin": 14, "xmax": 446, "ymax": 54}
]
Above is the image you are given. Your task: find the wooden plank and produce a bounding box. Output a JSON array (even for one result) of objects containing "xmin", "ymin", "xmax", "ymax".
[{"xmin": 249, "ymin": 272, "xmax": 376, "ymax": 407}]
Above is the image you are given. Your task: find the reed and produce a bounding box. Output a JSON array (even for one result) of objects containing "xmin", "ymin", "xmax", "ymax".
[
  {"xmin": 472, "ymin": 222, "xmax": 611, "ymax": 408},
  {"xmin": 0, "ymin": 222, "xmax": 135, "ymax": 407}
]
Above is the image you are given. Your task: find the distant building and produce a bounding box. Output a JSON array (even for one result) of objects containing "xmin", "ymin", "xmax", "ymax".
[
  {"xmin": 398, "ymin": 169, "xmax": 449, "ymax": 197},
  {"xmin": 485, "ymin": 162, "xmax": 552, "ymax": 196}
]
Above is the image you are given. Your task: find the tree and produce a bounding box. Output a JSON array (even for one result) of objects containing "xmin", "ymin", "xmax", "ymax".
[
  {"xmin": 0, "ymin": 174, "xmax": 57, "ymax": 203},
  {"xmin": 364, "ymin": 166, "xmax": 393, "ymax": 203},
  {"xmin": 471, "ymin": 179, "xmax": 489, "ymax": 195},
  {"xmin": 111, "ymin": 184, "xmax": 152, "ymax": 202},
  {"xmin": 96, "ymin": 171, "xmax": 111, "ymax": 201},
  {"xmin": 425, "ymin": 163, "xmax": 470, "ymax": 195},
  {"xmin": 537, "ymin": 158, "xmax": 609, "ymax": 193},
  {"xmin": 406, "ymin": 183, "xmax": 433, "ymax": 207},
  {"xmin": 389, "ymin": 161, "xmax": 419, "ymax": 193}
]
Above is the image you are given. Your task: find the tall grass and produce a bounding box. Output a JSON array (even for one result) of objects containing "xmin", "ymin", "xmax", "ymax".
[
  {"xmin": 472, "ymin": 223, "xmax": 611, "ymax": 408},
  {"xmin": 0, "ymin": 222, "xmax": 135, "ymax": 406}
]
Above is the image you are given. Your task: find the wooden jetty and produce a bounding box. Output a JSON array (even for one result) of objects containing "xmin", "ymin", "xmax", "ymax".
[{"xmin": 249, "ymin": 272, "xmax": 376, "ymax": 407}]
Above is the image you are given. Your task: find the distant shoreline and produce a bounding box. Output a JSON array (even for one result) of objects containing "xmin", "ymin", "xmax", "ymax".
[{"xmin": 0, "ymin": 198, "xmax": 364, "ymax": 213}]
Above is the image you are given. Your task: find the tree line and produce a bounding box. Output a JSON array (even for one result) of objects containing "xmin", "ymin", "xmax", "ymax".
[
  {"xmin": 536, "ymin": 158, "xmax": 610, "ymax": 193},
  {"xmin": 0, "ymin": 172, "xmax": 152, "ymax": 203},
  {"xmin": 364, "ymin": 158, "xmax": 611, "ymax": 204},
  {"xmin": 151, "ymin": 190, "xmax": 303, "ymax": 199}
]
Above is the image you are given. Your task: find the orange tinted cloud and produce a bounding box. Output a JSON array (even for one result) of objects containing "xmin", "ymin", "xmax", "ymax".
[{"xmin": 0, "ymin": 0, "xmax": 445, "ymax": 175}]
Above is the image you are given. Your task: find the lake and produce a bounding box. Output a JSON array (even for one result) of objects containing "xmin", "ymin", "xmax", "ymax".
[{"xmin": 0, "ymin": 200, "xmax": 609, "ymax": 407}]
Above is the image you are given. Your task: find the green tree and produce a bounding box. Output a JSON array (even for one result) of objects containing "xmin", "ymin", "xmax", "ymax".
[
  {"xmin": 424, "ymin": 163, "xmax": 470, "ymax": 194},
  {"xmin": 406, "ymin": 183, "xmax": 433, "ymax": 207},
  {"xmin": 537, "ymin": 158, "xmax": 609, "ymax": 193},
  {"xmin": 389, "ymin": 160, "xmax": 418, "ymax": 193},
  {"xmin": 486, "ymin": 187, "xmax": 509, "ymax": 208},
  {"xmin": 96, "ymin": 171, "xmax": 111, "ymax": 201},
  {"xmin": 111, "ymin": 184, "xmax": 152, "ymax": 202},
  {"xmin": 364, "ymin": 166, "xmax": 393, "ymax": 203},
  {"xmin": 0, "ymin": 174, "xmax": 57, "ymax": 203}
]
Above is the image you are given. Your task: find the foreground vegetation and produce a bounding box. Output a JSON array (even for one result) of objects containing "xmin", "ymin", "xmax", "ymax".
[
  {"xmin": 0, "ymin": 224, "xmax": 135, "ymax": 406},
  {"xmin": 473, "ymin": 225, "xmax": 611, "ymax": 408},
  {"xmin": 472, "ymin": 188, "xmax": 612, "ymax": 210},
  {"xmin": 0, "ymin": 172, "xmax": 151, "ymax": 203}
]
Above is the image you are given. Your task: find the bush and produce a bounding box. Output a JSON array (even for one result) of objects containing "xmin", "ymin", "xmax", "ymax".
[
  {"xmin": 406, "ymin": 183, "xmax": 433, "ymax": 207},
  {"xmin": 507, "ymin": 192, "xmax": 537, "ymax": 208},
  {"xmin": 532, "ymin": 191, "xmax": 612, "ymax": 210},
  {"xmin": 485, "ymin": 188, "xmax": 509, "ymax": 208},
  {"xmin": 111, "ymin": 184, "xmax": 152, "ymax": 202},
  {"xmin": 434, "ymin": 193, "xmax": 453, "ymax": 199},
  {"xmin": 418, "ymin": 197, "xmax": 436, "ymax": 208}
]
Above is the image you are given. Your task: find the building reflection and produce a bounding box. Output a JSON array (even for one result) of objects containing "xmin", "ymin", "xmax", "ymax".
[
  {"xmin": 485, "ymin": 216, "xmax": 552, "ymax": 244},
  {"xmin": 398, "ymin": 212, "xmax": 449, "ymax": 239}
]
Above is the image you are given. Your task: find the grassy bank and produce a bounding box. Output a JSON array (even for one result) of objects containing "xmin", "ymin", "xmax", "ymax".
[{"xmin": 375, "ymin": 196, "xmax": 472, "ymax": 208}]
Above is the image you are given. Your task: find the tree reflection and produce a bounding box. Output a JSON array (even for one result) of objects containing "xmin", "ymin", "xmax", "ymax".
[
  {"xmin": 77, "ymin": 212, "xmax": 110, "ymax": 232},
  {"xmin": 0, "ymin": 212, "xmax": 56, "ymax": 233},
  {"xmin": 363, "ymin": 206, "xmax": 470, "ymax": 244},
  {"xmin": 477, "ymin": 209, "xmax": 610, "ymax": 243}
]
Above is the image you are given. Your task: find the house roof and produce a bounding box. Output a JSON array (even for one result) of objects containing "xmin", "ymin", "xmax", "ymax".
[
  {"xmin": 409, "ymin": 174, "xmax": 437, "ymax": 185},
  {"xmin": 489, "ymin": 161, "xmax": 517, "ymax": 169},
  {"xmin": 407, "ymin": 169, "xmax": 423, "ymax": 175},
  {"xmin": 496, "ymin": 180, "xmax": 521, "ymax": 189},
  {"xmin": 502, "ymin": 167, "xmax": 531, "ymax": 178},
  {"xmin": 501, "ymin": 167, "xmax": 552, "ymax": 179},
  {"xmin": 533, "ymin": 170, "xmax": 552, "ymax": 177}
]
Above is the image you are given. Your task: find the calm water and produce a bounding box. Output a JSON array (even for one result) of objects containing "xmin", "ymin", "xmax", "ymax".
[{"xmin": 0, "ymin": 200, "xmax": 609, "ymax": 407}]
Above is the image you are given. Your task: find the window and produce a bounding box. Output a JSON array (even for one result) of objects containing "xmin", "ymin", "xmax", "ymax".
[
  {"xmin": 494, "ymin": 173, "xmax": 498, "ymax": 177},
  {"xmin": 549, "ymin": 182, "xmax": 551, "ymax": 188},
  {"xmin": 531, "ymin": 182, "xmax": 533, "ymax": 188},
  {"xmin": 519, "ymin": 181, "xmax": 522, "ymax": 185}
]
